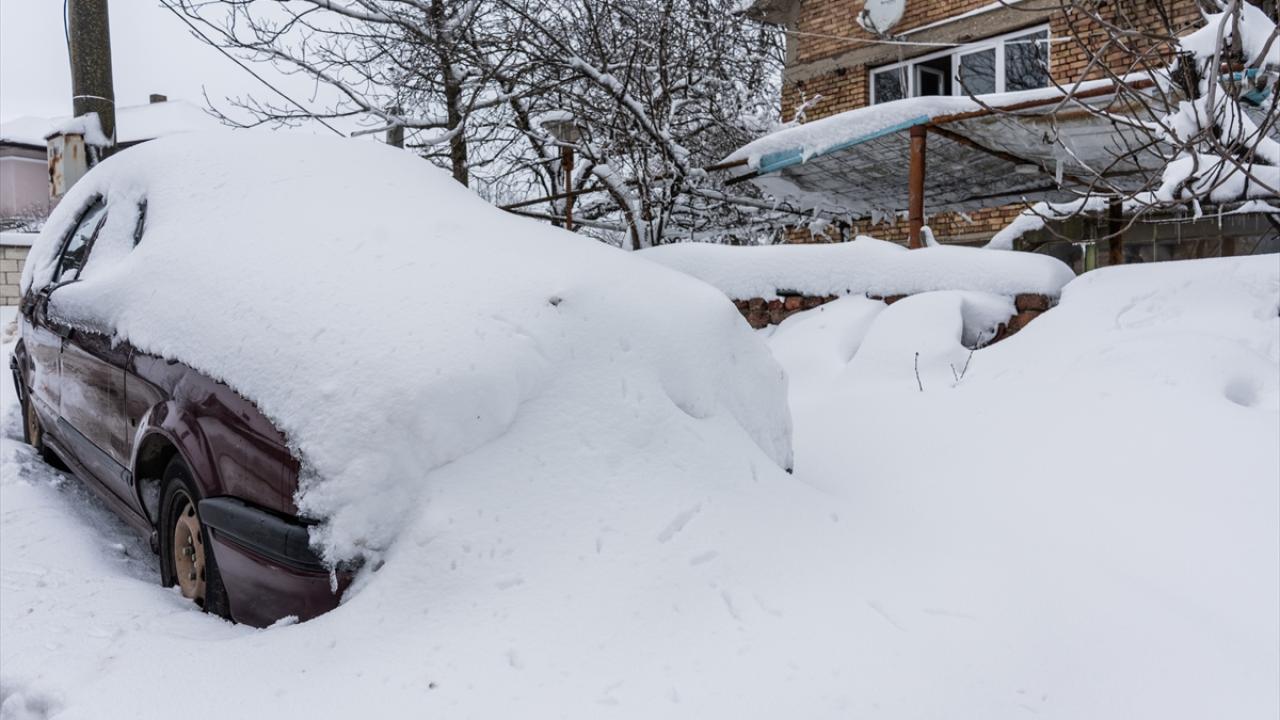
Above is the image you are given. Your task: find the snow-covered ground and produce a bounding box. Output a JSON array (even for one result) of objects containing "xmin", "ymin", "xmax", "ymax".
[{"xmin": 2, "ymin": 254, "xmax": 1278, "ymax": 718}]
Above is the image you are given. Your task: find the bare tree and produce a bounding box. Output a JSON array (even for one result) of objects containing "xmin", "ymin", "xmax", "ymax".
[
  {"xmin": 163, "ymin": 0, "xmax": 547, "ymax": 186},
  {"xmin": 164, "ymin": 0, "xmax": 813, "ymax": 247}
]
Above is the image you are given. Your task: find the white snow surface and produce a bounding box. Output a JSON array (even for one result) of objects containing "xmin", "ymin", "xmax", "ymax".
[
  {"xmin": 639, "ymin": 236, "xmax": 1075, "ymax": 300},
  {"xmin": 46, "ymin": 113, "xmax": 110, "ymax": 147},
  {"xmin": 4, "ymin": 254, "xmax": 1278, "ymax": 718},
  {"xmin": 0, "ymin": 232, "xmax": 37, "ymax": 248},
  {"xmin": 20, "ymin": 131, "xmax": 794, "ymax": 565},
  {"xmin": 3, "ymin": 252, "xmax": 1278, "ymax": 717}
]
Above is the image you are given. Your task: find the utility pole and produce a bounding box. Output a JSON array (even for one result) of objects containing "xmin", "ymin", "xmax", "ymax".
[{"xmin": 67, "ymin": 0, "xmax": 116, "ymax": 149}]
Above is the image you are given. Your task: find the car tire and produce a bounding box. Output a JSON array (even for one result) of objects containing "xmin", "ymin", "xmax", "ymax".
[
  {"xmin": 158, "ymin": 456, "xmax": 231, "ymax": 620},
  {"xmin": 20, "ymin": 390, "xmax": 64, "ymax": 469}
]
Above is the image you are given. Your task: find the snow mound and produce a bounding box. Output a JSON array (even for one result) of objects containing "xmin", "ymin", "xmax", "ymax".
[
  {"xmin": 769, "ymin": 255, "xmax": 1279, "ymax": 716},
  {"xmin": 845, "ymin": 291, "xmax": 1014, "ymax": 391},
  {"xmin": 638, "ymin": 236, "xmax": 1074, "ymax": 300},
  {"xmin": 22, "ymin": 132, "xmax": 793, "ymax": 564}
]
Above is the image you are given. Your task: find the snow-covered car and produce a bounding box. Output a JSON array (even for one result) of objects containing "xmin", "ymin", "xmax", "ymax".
[{"xmin": 9, "ymin": 132, "xmax": 792, "ymax": 628}]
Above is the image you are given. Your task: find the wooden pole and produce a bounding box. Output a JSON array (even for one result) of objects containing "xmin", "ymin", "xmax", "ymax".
[
  {"xmin": 1108, "ymin": 197, "xmax": 1124, "ymax": 266},
  {"xmin": 908, "ymin": 124, "xmax": 927, "ymax": 249}
]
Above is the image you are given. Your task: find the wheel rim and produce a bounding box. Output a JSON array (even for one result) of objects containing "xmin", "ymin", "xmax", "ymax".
[{"xmin": 172, "ymin": 493, "xmax": 207, "ymax": 605}]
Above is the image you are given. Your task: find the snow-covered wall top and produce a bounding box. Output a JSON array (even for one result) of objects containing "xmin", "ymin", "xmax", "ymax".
[
  {"xmin": 23, "ymin": 132, "xmax": 794, "ymax": 565},
  {"xmin": 0, "ymin": 232, "xmax": 37, "ymax": 248},
  {"xmin": 638, "ymin": 238, "xmax": 1075, "ymax": 300}
]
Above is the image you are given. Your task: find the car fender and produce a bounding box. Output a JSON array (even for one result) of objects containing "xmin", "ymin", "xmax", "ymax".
[{"xmin": 128, "ymin": 401, "xmax": 225, "ymax": 527}]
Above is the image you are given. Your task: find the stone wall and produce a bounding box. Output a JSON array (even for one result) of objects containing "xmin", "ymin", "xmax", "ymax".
[
  {"xmin": 733, "ymin": 291, "xmax": 1054, "ymax": 343},
  {"xmin": 1, "ymin": 243, "xmax": 29, "ymax": 306}
]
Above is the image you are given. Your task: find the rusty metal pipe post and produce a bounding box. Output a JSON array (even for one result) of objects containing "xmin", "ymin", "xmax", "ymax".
[{"xmin": 908, "ymin": 124, "xmax": 927, "ymax": 249}]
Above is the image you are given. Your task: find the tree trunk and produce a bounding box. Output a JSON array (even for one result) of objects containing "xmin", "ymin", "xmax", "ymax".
[{"xmin": 432, "ymin": 0, "xmax": 469, "ymax": 186}]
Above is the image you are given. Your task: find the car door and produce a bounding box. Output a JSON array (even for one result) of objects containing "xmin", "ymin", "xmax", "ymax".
[
  {"xmin": 22, "ymin": 199, "xmax": 109, "ymax": 428},
  {"xmin": 43, "ymin": 197, "xmax": 135, "ymax": 505}
]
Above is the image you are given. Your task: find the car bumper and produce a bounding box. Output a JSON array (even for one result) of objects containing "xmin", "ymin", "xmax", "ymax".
[{"xmin": 199, "ymin": 497, "xmax": 346, "ymax": 627}]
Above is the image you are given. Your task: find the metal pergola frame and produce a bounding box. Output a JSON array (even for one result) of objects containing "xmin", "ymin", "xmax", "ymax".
[{"xmin": 726, "ymin": 79, "xmax": 1167, "ymax": 248}]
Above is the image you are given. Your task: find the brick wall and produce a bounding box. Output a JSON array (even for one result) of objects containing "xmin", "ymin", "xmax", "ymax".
[
  {"xmin": 1, "ymin": 244, "xmax": 29, "ymax": 306},
  {"xmin": 775, "ymin": 0, "xmax": 1205, "ymax": 245},
  {"xmin": 731, "ymin": 291, "xmax": 1055, "ymax": 343}
]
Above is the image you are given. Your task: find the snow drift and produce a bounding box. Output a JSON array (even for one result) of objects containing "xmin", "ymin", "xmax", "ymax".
[
  {"xmin": 3, "ymin": 251, "xmax": 1277, "ymax": 717},
  {"xmin": 769, "ymin": 255, "xmax": 1279, "ymax": 717},
  {"xmin": 21, "ymin": 132, "xmax": 793, "ymax": 565}
]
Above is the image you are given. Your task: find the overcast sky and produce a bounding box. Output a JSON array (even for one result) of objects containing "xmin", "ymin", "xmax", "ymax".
[{"xmin": 0, "ymin": 0, "xmax": 318, "ymax": 124}]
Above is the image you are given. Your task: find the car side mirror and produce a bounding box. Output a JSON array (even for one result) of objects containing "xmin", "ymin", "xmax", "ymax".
[{"xmin": 32, "ymin": 286, "xmax": 73, "ymax": 338}]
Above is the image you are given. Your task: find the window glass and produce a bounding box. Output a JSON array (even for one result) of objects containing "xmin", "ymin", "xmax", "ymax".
[
  {"xmin": 958, "ymin": 48, "xmax": 997, "ymax": 95},
  {"xmin": 55, "ymin": 199, "xmax": 108, "ymax": 283},
  {"xmin": 916, "ymin": 67, "xmax": 946, "ymax": 96},
  {"xmin": 872, "ymin": 67, "xmax": 907, "ymax": 104},
  {"xmin": 1005, "ymin": 30, "xmax": 1049, "ymax": 91}
]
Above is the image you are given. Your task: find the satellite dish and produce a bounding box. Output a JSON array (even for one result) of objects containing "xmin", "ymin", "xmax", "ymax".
[{"xmin": 858, "ymin": 0, "xmax": 905, "ymax": 37}]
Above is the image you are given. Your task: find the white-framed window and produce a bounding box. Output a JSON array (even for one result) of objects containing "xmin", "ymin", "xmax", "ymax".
[{"xmin": 870, "ymin": 26, "xmax": 1051, "ymax": 104}]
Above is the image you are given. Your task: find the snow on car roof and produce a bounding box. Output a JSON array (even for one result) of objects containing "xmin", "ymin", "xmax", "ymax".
[{"xmin": 24, "ymin": 131, "xmax": 794, "ymax": 565}]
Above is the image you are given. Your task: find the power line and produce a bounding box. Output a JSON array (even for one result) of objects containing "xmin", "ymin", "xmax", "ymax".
[
  {"xmin": 780, "ymin": 27, "xmax": 1070, "ymax": 49},
  {"xmin": 157, "ymin": 2, "xmax": 346, "ymax": 137}
]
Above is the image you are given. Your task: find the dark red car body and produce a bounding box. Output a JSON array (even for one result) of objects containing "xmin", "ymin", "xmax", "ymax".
[{"xmin": 11, "ymin": 203, "xmax": 343, "ymax": 627}]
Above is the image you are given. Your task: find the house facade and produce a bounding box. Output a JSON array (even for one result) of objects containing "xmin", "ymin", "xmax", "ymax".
[
  {"xmin": 0, "ymin": 119, "xmax": 54, "ymax": 229},
  {"xmin": 746, "ymin": 0, "xmax": 1214, "ymax": 248}
]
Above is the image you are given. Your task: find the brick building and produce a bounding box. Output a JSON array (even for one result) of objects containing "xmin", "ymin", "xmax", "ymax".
[{"xmin": 742, "ymin": 0, "xmax": 1249, "ymax": 251}]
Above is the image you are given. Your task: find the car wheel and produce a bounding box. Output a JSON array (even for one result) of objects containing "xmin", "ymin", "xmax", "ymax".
[
  {"xmin": 159, "ymin": 456, "xmax": 231, "ymax": 619},
  {"xmin": 20, "ymin": 392, "xmax": 63, "ymax": 469}
]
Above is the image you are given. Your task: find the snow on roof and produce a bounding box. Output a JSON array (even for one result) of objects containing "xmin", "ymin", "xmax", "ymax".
[
  {"xmin": 724, "ymin": 80, "xmax": 1115, "ymax": 173},
  {"xmin": 113, "ymin": 100, "xmax": 223, "ymax": 143},
  {"xmin": 638, "ymin": 237, "xmax": 1075, "ymax": 300},
  {"xmin": 24, "ymin": 131, "xmax": 794, "ymax": 565},
  {"xmin": 0, "ymin": 116, "xmax": 55, "ymax": 148},
  {"xmin": 722, "ymin": 79, "xmax": 1175, "ymax": 216},
  {"xmin": 0, "ymin": 100, "xmax": 222, "ymax": 148}
]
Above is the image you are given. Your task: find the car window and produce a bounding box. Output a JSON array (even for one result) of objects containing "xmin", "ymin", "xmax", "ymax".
[{"xmin": 55, "ymin": 198, "xmax": 108, "ymax": 283}]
